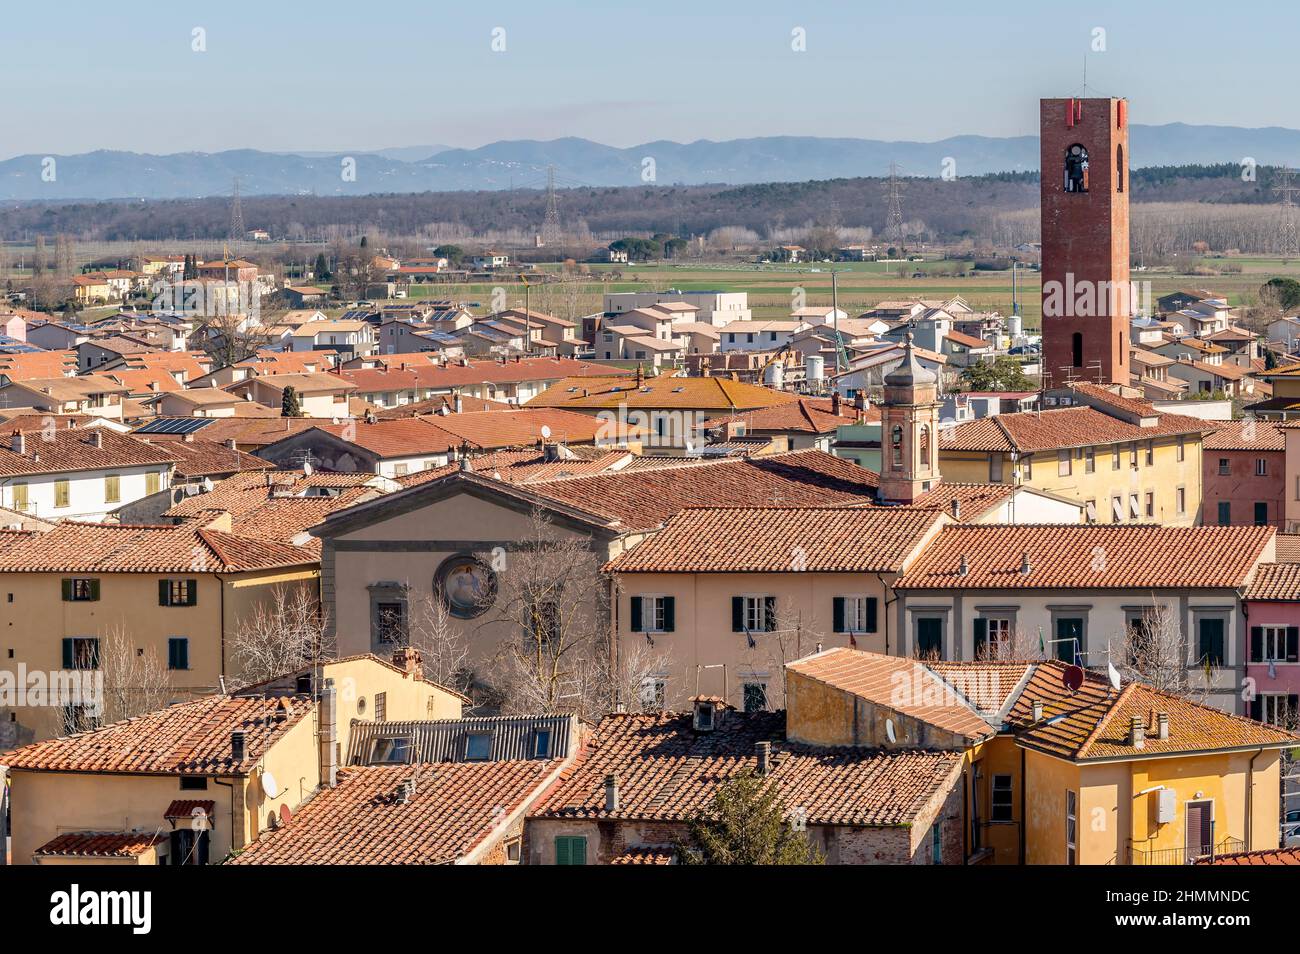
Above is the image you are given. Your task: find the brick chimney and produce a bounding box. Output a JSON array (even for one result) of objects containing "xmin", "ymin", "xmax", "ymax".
[{"xmin": 392, "ymin": 645, "xmax": 423, "ymax": 676}]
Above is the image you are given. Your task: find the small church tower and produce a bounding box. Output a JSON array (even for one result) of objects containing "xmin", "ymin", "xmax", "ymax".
[{"xmin": 877, "ymin": 333, "xmax": 941, "ymax": 504}]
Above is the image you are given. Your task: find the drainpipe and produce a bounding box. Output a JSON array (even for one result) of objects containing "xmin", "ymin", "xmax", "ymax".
[
  {"xmin": 874, "ymin": 572, "xmax": 896, "ymax": 656},
  {"xmin": 213, "ymin": 775, "xmax": 240, "ymax": 857},
  {"xmin": 1019, "ymin": 747, "xmax": 1027, "ymax": 864},
  {"xmin": 1246, "ymin": 747, "xmax": 1265, "ymax": 850}
]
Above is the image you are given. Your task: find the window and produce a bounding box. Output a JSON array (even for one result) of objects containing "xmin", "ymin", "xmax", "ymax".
[
  {"xmin": 1129, "ymin": 443, "xmax": 1138, "ymax": 469},
  {"xmin": 1129, "ymin": 494, "xmax": 1140, "ymax": 520},
  {"xmin": 465, "ymin": 732, "xmax": 492, "ymax": 761},
  {"xmin": 974, "ymin": 617, "xmax": 1012, "ymax": 659},
  {"xmin": 1177, "ymin": 437, "xmax": 1185, "ymax": 462},
  {"xmin": 393, "ymin": 463, "xmax": 409, "ymax": 477},
  {"xmin": 1066, "ymin": 791, "xmax": 1078, "ymax": 865},
  {"xmin": 1255, "ymin": 502, "xmax": 1269, "ymax": 526},
  {"xmin": 891, "ymin": 425, "xmax": 904, "ymax": 468},
  {"xmin": 916, "ymin": 617, "xmax": 942, "ymax": 658},
  {"xmin": 1054, "ymin": 617, "xmax": 1084, "ymax": 663},
  {"xmin": 743, "ymin": 682, "xmax": 768, "ymax": 713},
  {"xmin": 1064, "ymin": 143, "xmax": 1089, "ymax": 193},
  {"xmin": 1198, "ymin": 617, "xmax": 1225, "ymax": 667},
  {"xmin": 54, "ymin": 479, "xmax": 70, "ymax": 509},
  {"xmin": 1112, "ymin": 446, "xmax": 1121, "ymax": 471},
  {"xmin": 159, "ymin": 579, "xmax": 197, "ymax": 607},
  {"xmin": 555, "ymin": 835, "xmax": 587, "ymax": 865},
  {"xmin": 1214, "ymin": 500, "xmax": 1232, "ymax": 525},
  {"xmin": 1084, "ymin": 499, "xmax": 1097, "ymax": 523},
  {"xmin": 369, "ymin": 736, "xmax": 411, "ymax": 764},
  {"xmin": 1145, "ymin": 492, "xmax": 1154, "ymax": 518},
  {"xmin": 833, "ymin": 596, "xmax": 878, "ymax": 634},
  {"xmin": 169, "ymin": 827, "xmax": 210, "ymax": 866},
  {"xmin": 1218, "ymin": 458, "xmax": 1231, "ymax": 476},
  {"xmin": 374, "ymin": 692, "xmax": 387, "ymax": 722},
  {"xmin": 12, "ymin": 482, "xmax": 27, "ymax": 512},
  {"xmin": 167, "ymin": 637, "xmax": 189, "ymax": 671},
  {"xmin": 1057, "ymin": 449, "xmax": 1071, "ymax": 477},
  {"xmin": 1111, "ymin": 496, "xmax": 1123, "ymax": 522},
  {"xmin": 179, "ymin": 777, "xmax": 208, "ymax": 791},
  {"xmin": 527, "ymin": 599, "xmax": 561, "ymax": 646},
  {"xmin": 104, "ymin": 474, "xmax": 121, "ymax": 504},
  {"xmin": 61, "ymin": 637, "xmax": 100, "ymax": 670},
  {"xmin": 638, "ymin": 678, "xmax": 666, "ymax": 711},
  {"xmin": 1071, "ymin": 332, "xmax": 1083, "ymax": 367},
  {"xmin": 1257, "ymin": 458, "xmax": 1268, "ymax": 477},
  {"xmin": 931, "ymin": 822, "xmax": 942, "ymax": 864},
  {"xmin": 1177, "ymin": 487, "xmax": 1186, "ymax": 515},
  {"xmin": 504, "ymin": 838, "xmax": 522, "ymax": 864},
  {"xmin": 1116, "ymin": 144, "xmax": 1124, "ymax": 193},
  {"xmin": 630, "ymin": 595, "xmax": 675, "ymax": 633},
  {"xmin": 1083, "ymin": 447, "xmax": 1095, "ymax": 474},
  {"xmin": 1254, "ymin": 694, "xmax": 1299, "ymax": 727},
  {"xmin": 1145, "ymin": 442, "xmax": 1154, "ymax": 467},
  {"xmin": 1250, "ymin": 625, "xmax": 1299, "ymax": 664},
  {"xmin": 991, "ymin": 775, "xmax": 1013, "ymax": 822},
  {"xmin": 534, "ymin": 729, "xmax": 552, "ymax": 759},
  {"xmin": 732, "ymin": 595, "xmax": 775, "ymax": 634},
  {"xmin": 61, "ymin": 578, "xmax": 100, "ymax": 602},
  {"xmin": 146, "ymin": 471, "xmax": 161, "ymax": 495}
]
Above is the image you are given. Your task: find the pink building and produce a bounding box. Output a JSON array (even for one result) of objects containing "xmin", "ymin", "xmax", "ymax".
[
  {"xmin": 1243, "ymin": 563, "xmax": 1300, "ymax": 726},
  {"xmin": 1203, "ymin": 419, "xmax": 1284, "ymax": 529}
]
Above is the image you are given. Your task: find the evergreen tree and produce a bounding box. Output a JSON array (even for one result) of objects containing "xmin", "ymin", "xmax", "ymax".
[
  {"xmin": 314, "ymin": 253, "xmax": 330, "ymax": 280},
  {"xmin": 281, "ymin": 385, "xmax": 302, "ymax": 418},
  {"xmin": 677, "ymin": 770, "xmax": 824, "ymax": 865}
]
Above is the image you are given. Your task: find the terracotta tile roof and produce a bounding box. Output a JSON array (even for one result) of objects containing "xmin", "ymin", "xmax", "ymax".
[
  {"xmin": 424, "ymin": 407, "xmax": 647, "ymax": 449},
  {"xmin": 945, "ymin": 329, "xmax": 991, "ymax": 350},
  {"xmin": 532, "ymin": 710, "xmax": 963, "ymax": 827},
  {"xmin": 339, "ymin": 357, "xmax": 622, "ymax": 393},
  {"xmin": 141, "ymin": 416, "xmax": 320, "ymax": 448},
  {"xmin": 1006, "ymin": 662, "xmax": 1299, "ymax": 761},
  {"xmin": 104, "ymin": 368, "xmax": 185, "ymax": 393},
  {"xmin": 0, "ymin": 521, "xmax": 318, "ymax": 573},
  {"xmin": 229, "ymin": 761, "xmax": 557, "ymax": 864},
  {"xmin": 911, "ymin": 482, "xmax": 1018, "ymax": 520},
  {"xmin": 942, "ymin": 405, "xmax": 1209, "ymax": 453},
  {"xmin": 1276, "ymin": 534, "xmax": 1300, "ymax": 563},
  {"xmin": 2, "ymin": 694, "xmax": 312, "ymax": 775},
  {"xmin": 611, "ymin": 846, "xmax": 675, "ymax": 865},
  {"xmin": 527, "ymin": 375, "xmax": 797, "ymax": 412},
  {"xmin": 1244, "ymin": 562, "xmax": 1300, "ymax": 601},
  {"xmin": 927, "ymin": 660, "xmax": 1036, "ymax": 716},
  {"xmin": 1203, "ymin": 418, "xmax": 1285, "ymax": 451},
  {"xmin": 719, "ymin": 397, "xmax": 870, "ymax": 434},
  {"xmin": 527, "ymin": 450, "xmax": 880, "ymax": 532},
  {"xmin": 787, "ymin": 648, "xmax": 999, "ymax": 742},
  {"xmin": 606, "ymin": 506, "xmax": 943, "ymax": 574},
  {"xmin": 373, "ymin": 395, "xmax": 514, "ymax": 418},
  {"xmin": 230, "ymin": 371, "xmax": 355, "ymax": 395},
  {"xmin": 1198, "ymin": 847, "xmax": 1300, "ymax": 866},
  {"xmin": 313, "ymin": 418, "xmax": 457, "ymax": 457},
  {"xmin": 34, "ymin": 831, "xmax": 164, "ymax": 858},
  {"xmin": 149, "ymin": 437, "xmax": 273, "ymax": 478},
  {"xmin": 895, "ymin": 524, "xmax": 1275, "ymax": 590},
  {"xmin": 164, "ymin": 470, "xmax": 381, "ymax": 519},
  {"xmin": 0, "ymin": 427, "xmax": 177, "ymax": 478},
  {"xmin": 0, "ymin": 350, "xmax": 80, "ymax": 379},
  {"xmin": 398, "ymin": 448, "xmax": 632, "ymax": 488},
  {"xmin": 164, "ymin": 799, "xmax": 216, "ymax": 819}
]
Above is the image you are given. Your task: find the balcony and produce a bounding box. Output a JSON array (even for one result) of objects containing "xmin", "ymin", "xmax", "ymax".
[{"xmin": 1129, "ymin": 838, "xmax": 1245, "ymax": 865}]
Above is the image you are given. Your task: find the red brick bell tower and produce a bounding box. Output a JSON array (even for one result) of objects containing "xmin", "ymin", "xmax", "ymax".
[{"xmin": 1040, "ymin": 97, "xmax": 1130, "ymax": 386}]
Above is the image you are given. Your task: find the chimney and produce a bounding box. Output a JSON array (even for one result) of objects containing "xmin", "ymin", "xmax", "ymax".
[
  {"xmin": 755, "ymin": 741, "xmax": 772, "ymax": 777},
  {"xmin": 635, "ymin": 364, "xmax": 644, "ymax": 388},
  {"xmin": 319, "ymin": 678, "xmax": 338, "ymax": 787},
  {"xmin": 831, "ymin": 391, "xmax": 841, "ymax": 415},
  {"xmin": 1129, "ymin": 715, "xmax": 1146, "ymax": 749},
  {"xmin": 951, "ymin": 498, "xmax": 962, "ymax": 520},
  {"xmin": 1031, "ymin": 699, "xmax": 1043, "ymax": 722},
  {"xmin": 543, "ymin": 442, "xmax": 563, "ymax": 462},
  {"xmin": 225, "ymin": 439, "xmax": 237, "ymax": 450},
  {"xmin": 958, "ymin": 554, "xmax": 969, "ymax": 577},
  {"xmin": 392, "ymin": 645, "xmax": 423, "ymax": 676},
  {"xmin": 454, "ymin": 391, "xmax": 463, "ymax": 413},
  {"xmin": 1020, "ymin": 551, "xmax": 1032, "ymax": 575},
  {"xmin": 604, "ymin": 773, "xmax": 620, "ymax": 812},
  {"xmin": 1157, "ymin": 711, "xmax": 1169, "ymax": 740},
  {"xmin": 459, "ymin": 452, "xmax": 473, "ymax": 472},
  {"xmin": 9, "ymin": 430, "xmax": 24, "ymax": 455},
  {"xmin": 231, "ymin": 729, "xmax": 246, "ymax": 763},
  {"xmin": 397, "ymin": 777, "xmax": 415, "ymax": 804}
]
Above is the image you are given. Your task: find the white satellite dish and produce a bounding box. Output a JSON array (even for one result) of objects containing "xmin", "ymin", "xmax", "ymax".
[
  {"xmin": 302, "ymin": 461, "xmax": 313, "ymax": 476},
  {"xmin": 260, "ymin": 770, "xmax": 279, "ymax": 799},
  {"xmin": 885, "ymin": 719, "xmax": 896, "ymax": 744},
  {"xmin": 540, "ymin": 424, "xmax": 552, "ymax": 439}
]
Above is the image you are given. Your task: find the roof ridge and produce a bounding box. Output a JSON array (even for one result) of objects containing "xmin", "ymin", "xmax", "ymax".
[{"xmin": 1073, "ymin": 681, "xmax": 1133, "ymax": 756}]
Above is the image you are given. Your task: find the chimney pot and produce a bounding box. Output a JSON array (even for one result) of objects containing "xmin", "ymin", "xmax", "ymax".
[
  {"xmin": 755, "ymin": 741, "xmax": 772, "ymax": 776},
  {"xmin": 231, "ymin": 729, "xmax": 246, "ymax": 762},
  {"xmin": 604, "ymin": 773, "xmax": 620, "ymax": 812},
  {"xmin": 1031, "ymin": 699, "xmax": 1043, "ymax": 721},
  {"xmin": 1157, "ymin": 711, "xmax": 1169, "ymax": 740},
  {"xmin": 951, "ymin": 498, "xmax": 962, "ymax": 520},
  {"xmin": 1020, "ymin": 551, "xmax": 1032, "ymax": 575},
  {"xmin": 1130, "ymin": 715, "xmax": 1146, "ymax": 749},
  {"xmin": 958, "ymin": 553, "xmax": 969, "ymax": 576}
]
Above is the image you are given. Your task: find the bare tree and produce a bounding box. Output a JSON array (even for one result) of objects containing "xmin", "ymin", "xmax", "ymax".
[
  {"xmin": 980, "ymin": 624, "xmax": 1046, "ymax": 661},
  {"xmin": 61, "ymin": 625, "xmax": 172, "ymax": 734},
  {"xmin": 406, "ymin": 592, "xmax": 472, "ymax": 695},
  {"xmin": 1114, "ymin": 601, "xmax": 1210, "ymax": 699},
  {"xmin": 228, "ymin": 583, "xmax": 329, "ymax": 689},
  {"xmin": 741, "ymin": 604, "xmax": 826, "ymax": 708},
  {"xmin": 199, "ymin": 311, "xmax": 274, "ymax": 367}
]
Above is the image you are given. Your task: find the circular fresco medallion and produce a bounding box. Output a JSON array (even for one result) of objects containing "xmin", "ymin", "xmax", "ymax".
[{"xmin": 435, "ymin": 554, "xmax": 497, "ymax": 619}]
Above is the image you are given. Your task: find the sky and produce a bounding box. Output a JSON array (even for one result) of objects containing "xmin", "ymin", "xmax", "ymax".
[{"xmin": 5, "ymin": 0, "xmax": 1299, "ymax": 158}]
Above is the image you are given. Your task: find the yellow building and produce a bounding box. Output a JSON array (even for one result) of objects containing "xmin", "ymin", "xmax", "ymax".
[
  {"xmin": 1, "ymin": 652, "xmax": 462, "ymax": 865},
  {"xmin": 784, "ymin": 647, "xmax": 1298, "ymax": 865},
  {"xmin": 0, "ymin": 520, "xmax": 320, "ymax": 743},
  {"xmin": 940, "ymin": 382, "xmax": 1208, "ymax": 525}
]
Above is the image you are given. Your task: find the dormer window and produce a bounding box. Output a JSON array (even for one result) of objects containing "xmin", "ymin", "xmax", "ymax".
[
  {"xmin": 692, "ymin": 698, "xmax": 718, "ymax": 732},
  {"xmin": 1064, "ymin": 144, "xmax": 1089, "ymax": 193}
]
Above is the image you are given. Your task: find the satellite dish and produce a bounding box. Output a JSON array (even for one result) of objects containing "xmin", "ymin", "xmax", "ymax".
[
  {"xmin": 279, "ymin": 803, "xmax": 292, "ymax": 825},
  {"xmin": 885, "ymin": 718, "xmax": 896, "ymax": 744},
  {"xmin": 200, "ymin": 477, "xmax": 214, "ymax": 493},
  {"xmin": 260, "ymin": 770, "xmax": 279, "ymax": 799},
  {"xmin": 540, "ymin": 424, "xmax": 552, "ymax": 439},
  {"xmin": 1062, "ymin": 665, "xmax": 1084, "ymax": 692},
  {"xmin": 1108, "ymin": 661, "xmax": 1122, "ymax": 692},
  {"xmin": 302, "ymin": 461, "xmax": 313, "ymax": 476}
]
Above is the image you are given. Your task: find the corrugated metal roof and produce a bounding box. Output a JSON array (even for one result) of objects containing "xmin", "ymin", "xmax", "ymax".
[{"xmin": 347, "ymin": 714, "xmax": 578, "ymax": 765}]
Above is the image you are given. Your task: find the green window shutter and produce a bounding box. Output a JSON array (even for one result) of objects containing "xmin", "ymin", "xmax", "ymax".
[
  {"xmin": 832, "ymin": 597, "xmax": 845, "ymax": 633},
  {"xmin": 159, "ymin": 579, "xmax": 171, "ymax": 606},
  {"xmin": 866, "ymin": 597, "xmax": 878, "ymax": 633},
  {"xmin": 629, "ymin": 596, "xmax": 643, "ymax": 632},
  {"xmin": 732, "ymin": 597, "xmax": 744, "ymax": 632},
  {"xmin": 662, "ymin": 597, "xmax": 675, "ymax": 633},
  {"xmin": 1288, "ymin": 627, "xmax": 1299, "ymax": 663},
  {"xmin": 974, "ymin": 618, "xmax": 989, "ymax": 659},
  {"xmin": 185, "ymin": 580, "xmax": 197, "ymax": 606},
  {"xmin": 570, "ymin": 836, "xmax": 586, "ymax": 865},
  {"xmin": 763, "ymin": 596, "xmax": 776, "ymax": 632},
  {"xmin": 86, "ymin": 639, "xmax": 100, "ymax": 670},
  {"xmin": 1249, "ymin": 696, "xmax": 1263, "ymax": 721},
  {"xmin": 1250, "ymin": 626, "xmax": 1264, "ymax": 663},
  {"xmin": 61, "ymin": 579, "xmax": 73, "ymax": 601},
  {"xmin": 88, "ymin": 579, "xmax": 100, "ymax": 602},
  {"xmin": 555, "ymin": 837, "xmax": 568, "ymax": 866},
  {"xmin": 61, "ymin": 638, "xmax": 73, "ymax": 669}
]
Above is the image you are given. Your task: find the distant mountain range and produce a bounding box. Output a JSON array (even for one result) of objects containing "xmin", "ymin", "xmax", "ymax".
[{"xmin": 5, "ymin": 124, "xmax": 1300, "ymax": 201}]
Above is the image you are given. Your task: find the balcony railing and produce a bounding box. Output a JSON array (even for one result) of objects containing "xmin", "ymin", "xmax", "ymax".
[{"xmin": 1130, "ymin": 838, "xmax": 1245, "ymax": 865}]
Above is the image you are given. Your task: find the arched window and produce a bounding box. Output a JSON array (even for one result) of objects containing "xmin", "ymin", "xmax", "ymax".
[
  {"xmin": 1072, "ymin": 332, "xmax": 1084, "ymax": 368},
  {"xmin": 1064, "ymin": 144, "xmax": 1089, "ymax": 193},
  {"xmin": 891, "ymin": 424, "xmax": 903, "ymax": 468},
  {"xmin": 919, "ymin": 425, "xmax": 931, "ymax": 470},
  {"xmin": 1116, "ymin": 144, "xmax": 1124, "ymax": 193}
]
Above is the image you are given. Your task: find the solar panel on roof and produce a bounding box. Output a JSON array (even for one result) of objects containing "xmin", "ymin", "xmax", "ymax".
[{"xmin": 134, "ymin": 417, "xmax": 215, "ymax": 435}]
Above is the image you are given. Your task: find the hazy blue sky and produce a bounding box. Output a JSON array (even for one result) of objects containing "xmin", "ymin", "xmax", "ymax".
[{"xmin": 6, "ymin": 0, "xmax": 1297, "ymax": 157}]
